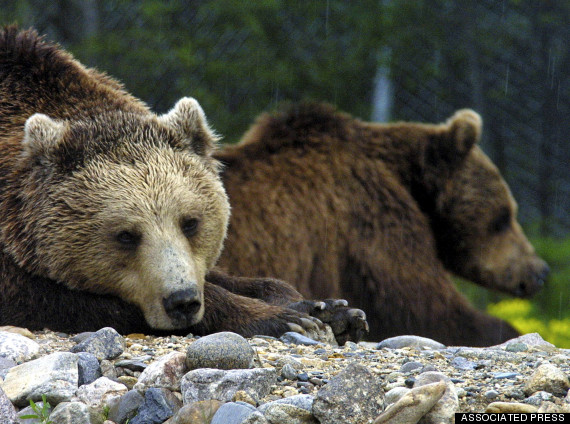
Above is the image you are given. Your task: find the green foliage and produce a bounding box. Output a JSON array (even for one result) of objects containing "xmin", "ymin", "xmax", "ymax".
[{"xmin": 20, "ymin": 395, "xmax": 53, "ymax": 424}]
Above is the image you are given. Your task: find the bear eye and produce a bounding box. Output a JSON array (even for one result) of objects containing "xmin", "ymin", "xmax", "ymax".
[
  {"xmin": 489, "ymin": 209, "xmax": 511, "ymax": 234},
  {"xmin": 181, "ymin": 218, "xmax": 200, "ymax": 238},
  {"xmin": 116, "ymin": 230, "xmax": 141, "ymax": 248}
]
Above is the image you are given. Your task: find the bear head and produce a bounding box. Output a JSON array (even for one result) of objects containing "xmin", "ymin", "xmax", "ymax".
[
  {"xmin": 419, "ymin": 110, "xmax": 549, "ymax": 297},
  {"xmin": 6, "ymin": 97, "xmax": 229, "ymax": 330}
]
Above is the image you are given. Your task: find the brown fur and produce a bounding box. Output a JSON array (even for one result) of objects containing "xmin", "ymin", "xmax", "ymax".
[
  {"xmin": 215, "ymin": 103, "xmax": 549, "ymax": 346},
  {"xmin": 0, "ymin": 26, "xmax": 333, "ymax": 338}
]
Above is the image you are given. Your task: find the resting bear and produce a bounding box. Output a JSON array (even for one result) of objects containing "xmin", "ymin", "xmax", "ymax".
[
  {"xmin": 0, "ymin": 27, "xmax": 367, "ymax": 343},
  {"xmin": 215, "ymin": 102, "xmax": 550, "ymax": 346}
]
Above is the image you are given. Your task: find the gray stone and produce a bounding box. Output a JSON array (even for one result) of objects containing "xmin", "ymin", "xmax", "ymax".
[
  {"xmin": 258, "ymin": 394, "xmax": 314, "ymax": 414},
  {"xmin": 485, "ymin": 390, "xmax": 500, "ymax": 400},
  {"xmin": 451, "ymin": 356, "xmax": 477, "ymax": 371},
  {"xmin": 210, "ymin": 401, "xmax": 257, "ymax": 424},
  {"xmin": 524, "ymin": 364, "xmax": 570, "ymax": 396},
  {"xmin": 167, "ymin": 400, "xmax": 223, "ymax": 424},
  {"xmin": 414, "ymin": 372, "xmax": 458, "ymax": 424},
  {"xmin": 525, "ymin": 391, "xmax": 553, "ymax": 406},
  {"xmin": 384, "ymin": 387, "xmax": 411, "ymax": 406},
  {"xmin": 48, "ymin": 401, "xmax": 91, "ymax": 424},
  {"xmin": 493, "ymin": 372, "xmax": 519, "ymax": 379},
  {"xmin": 377, "ymin": 336, "xmax": 445, "ymax": 350},
  {"xmin": 114, "ymin": 358, "xmax": 148, "ymax": 372},
  {"xmin": 0, "ymin": 352, "xmax": 78, "ymax": 407},
  {"xmin": 106, "ymin": 389, "xmax": 144, "ymax": 424},
  {"xmin": 400, "ymin": 361, "xmax": 424, "ymax": 373},
  {"xmin": 70, "ymin": 327, "xmax": 125, "ymax": 360},
  {"xmin": 130, "ymin": 388, "xmax": 182, "ymax": 424},
  {"xmin": 75, "ymin": 376, "xmax": 128, "ymax": 409},
  {"xmin": 281, "ymin": 363, "xmax": 298, "ymax": 380},
  {"xmin": 313, "ymin": 363, "xmax": 384, "ymax": 424},
  {"xmin": 280, "ymin": 332, "xmax": 319, "ymax": 346},
  {"xmin": 242, "ymin": 411, "xmax": 269, "ymax": 424},
  {"xmin": 186, "ymin": 332, "xmax": 255, "ymax": 370},
  {"xmin": 505, "ymin": 342, "xmax": 528, "ymax": 352},
  {"xmin": 134, "ymin": 351, "xmax": 187, "ymax": 392},
  {"xmin": 181, "ymin": 367, "xmax": 277, "ymax": 404},
  {"xmin": 373, "ymin": 381, "xmax": 446, "ymax": 424},
  {"xmin": 0, "ymin": 386, "xmax": 17, "ymax": 423},
  {"xmin": 493, "ymin": 333, "xmax": 555, "ymax": 349},
  {"xmin": 264, "ymin": 403, "xmax": 318, "ymax": 424},
  {"xmin": 76, "ymin": 352, "xmax": 102, "ymax": 386},
  {"xmin": 0, "ymin": 331, "xmax": 40, "ymax": 363},
  {"xmin": 0, "ymin": 357, "xmax": 16, "ymax": 376}
]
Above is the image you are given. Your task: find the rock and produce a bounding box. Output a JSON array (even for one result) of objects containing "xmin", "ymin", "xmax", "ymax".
[
  {"xmin": 400, "ymin": 361, "xmax": 423, "ymax": 373},
  {"xmin": 525, "ymin": 391, "xmax": 553, "ymax": 406},
  {"xmin": 114, "ymin": 358, "xmax": 148, "ymax": 372},
  {"xmin": 181, "ymin": 367, "xmax": 277, "ymax": 404},
  {"xmin": 75, "ymin": 376, "xmax": 128, "ymax": 409},
  {"xmin": 134, "ymin": 351, "xmax": 187, "ymax": 392},
  {"xmin": 100, "ymin": 359, "xmax": 117, "ymax": 379},
  {"xmin": 523, "ymin": 364, "xmax": 570, "ymax": 396},
  {"xmin": 0, "ymin": 331, "xmax": 40, "ymax": 363},
  {"xmin": 232, "ymin": 390, "xmax": 257, "ymax": 406},
  {"xmin": 451, "ymin": 356, "xmax": 476, "ymax": 371},
  {"xmin": 70, "ymin": 327, "xmax": 125, "ymax": 360},
  {"xmin": 280, "ymin": 332, "xmax": 320, "ymax": 346},
  {"xmin": 493, "ymin": 372, "xmax": 519, "ymax": 379},
  {"xmin": 48, "ymin": 401, "xmax": 91, "ymax": 424},
  {"xmin": 384, "ymin": 387, "xmax": 411, "ymax": 406},
  {"xmin": 260, "ymin": 394, "xmax": 314, "ymax": 413},
  {"xmin": 377, "ymin": 336, "xmax": 445, "ymax": 350},
  {"xmin": 281, "ymin": 363, "xmax": 298, "ymax": 380},
  {"xmin": 494, "ymin": 333, "xmax": 555, "ymax": 349},
  {"xmin": 0, "ymin": 326, "xmax": 35, "ymax": 339},
  {"xmin": 242, "ymin": 411, "xmax": 269, "ymax": 424},
  {"xmin": 484, "ymin": 390, "xmax": 500, "ymax": 400},
  {"xmin": 210, "ymin": 401, "xmax": 257, "ymax": 424},
  {"xmin": 313, "ymin": 363, "xmax": 384, "ymax": 424},
  {"xmin": 505, "ymin": 342, "xmax": 528, "ymax": 352},
  {"xmin": 0, "ymin": 357, "xmax": 16, "ymax": 378},
  {"xmin": 0, "ymin": 352, "xmax": 78, "ymax": 407},
  {"xmin": 130, "ymin": 388, "xmax": 182, "ymax": 424},
  {"xmin": 167, "ymin": 400, "xmax": 223, "ymax": 424},
  {"xmin": 485, "ymin": 402, "xmax": 538, "ymax": 413},
  {"xmin": 264, "ymin": 402, "xmax": 318, "ymax": 424},
  {"xmin": 374, "ymin": 381, "xmax": 446, "ymax": 424},
  {"xmin": 186, "ymin": 332, "xmax": 255, "ymax": 370},
  {"xmin": 414, "ymin": 371, "xmax": 458, "ymax": 424},
  {"xmin": 76, "ymin": 352, "xmax": 102, "ymax": 386},
  {"xmin": 0, "ymin": 386, "xmax": 17, "ymax": 423},
  {"xmin": 106, "ymin": 389, "xmax": 144, "ymax": 424}
]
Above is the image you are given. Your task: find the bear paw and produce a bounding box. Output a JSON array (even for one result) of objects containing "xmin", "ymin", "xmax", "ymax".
[{"xmin": 287, "ymin": 299, "xmax": 369, "ymax": 345}]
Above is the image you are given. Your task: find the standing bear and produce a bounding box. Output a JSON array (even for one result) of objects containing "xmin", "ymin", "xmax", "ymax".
[
  {"xmin": 0, "ymin": 27, "xmax": 367, "ymax": 343},
  {"xmin": 215, "ymin": 102, "xmax": 550, "ymax": 347}
]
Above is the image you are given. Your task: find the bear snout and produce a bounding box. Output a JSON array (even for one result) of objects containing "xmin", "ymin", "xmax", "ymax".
[
  {"xmin": 162, "ymin": 287, "xmax": 202, "ymax": 324},
  {"xmin": 516, "ymin": 263, "xmax": 550, "ymax": 297}
]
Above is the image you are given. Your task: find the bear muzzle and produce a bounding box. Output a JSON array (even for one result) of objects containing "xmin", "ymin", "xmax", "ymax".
[
  {"xmin": 162, "ymin": 287, "xmax": 203, "ymax": 326},
  {"xmin": 515, "ymin": 263, "xmax": 550, "ymax": 298}
]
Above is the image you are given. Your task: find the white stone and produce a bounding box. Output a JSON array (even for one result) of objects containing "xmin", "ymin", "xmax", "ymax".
[
  {"xmin": 75, "ymin": 376, "xmax": 128, "ymax": 409},
  {"xmin": 0, "ymin": 331, "xmax": 40, "ymax": 363},
  {"xmin": 133, "ymin": 351, "xmax": 187, "ymax": 392}
]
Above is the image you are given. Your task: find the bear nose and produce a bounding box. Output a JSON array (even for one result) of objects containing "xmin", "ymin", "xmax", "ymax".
[
  {"xmin": 163, "ymin": 288, "xmax": 201, "ymax": 323},
  {"xmin": 535, "ymin": 264, "xmax": 550, "ymax": 287}
]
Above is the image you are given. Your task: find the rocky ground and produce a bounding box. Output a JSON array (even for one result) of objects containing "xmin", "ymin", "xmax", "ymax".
[{"xmin": 0, "ymin": 326, "xmax": 569, "ymax": 424}]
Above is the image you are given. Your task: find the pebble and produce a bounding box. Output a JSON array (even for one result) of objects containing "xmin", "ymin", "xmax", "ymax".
[
  {"xmin": 377, "ymin": 335, "xmax": 446, "ymax": 350},
  {"xmin": 181, "ymin": 367, "xmax": 277, "ymax": 404},
  {"xmin": 48, "ymin": 401, "xmax": 91, "ymax": 423},
  {"xmin": 313, "ymin": 363, "xmax": 384, "ymax": 424},
  {"xmin": 70, "ymin": 327, "xmax": 125, "ymax": 360},
  {"xmin": 106, "ymin": 389, "xmax": 144, "ymax": 424},
  {"xmin": 451, "ymin": 356, "xmax": 477, "ymax": 371},
  {"xmin": 186, "ymin": 332, "xmax": 255, "ymax": 370},
  {"xmin": 167, "ymin": 400, "xmax": 223, "ymax": 424},
  {"xmin": 0, "ymin": 351, "xmax": 78, "ymax": 407},
  {"xmin": 373, "ymin": 381, "xmax": 446, "ymax": 424},
  {"xmin": 280, "ymin": 332, "xmax": 320, "ymax": 346},
  {"xmin": 0, "ymin": 331, "xmax": 40, "ymax": 363},
  {"xmin": 76, "ymin": 352, "xmax": 102, "ymax": 386},
  {"xmin": 134, "ymin": 351, "xmax": 187, "ymax": 392},
  {"xmin": 75, "ymin": 376, "xmax": 128, "ymax": 409},
  {"xmin": 523, "ymin": 364, "xmax": 570, "ymax": 396},
  {"xmin": 210, "ymin": 401, "xmax": 257, "ymax": 424},
  {"xmin": 484, "ymin": 389, "xmax": 500, "ymax": 400},
  {"xmin": 263, "ymin": 402, "xmax": 317, "ymax": 423},
  {"xmin": 399, "ymin": 361, "xmax": 423, "ymax": 373},
  {"xmin": 130, "ymin": 387, "xmax": 182, "ymax": 424},
  {"xmin": 281, "ymin": 363, "xmax": 298, "ymax": 380},
  {"xmin": 486, "ymin": 401, "xmax": 538, "ymax": 413},
  {"xmin": 0, "ymin": 386, "xmax": 17, "ymax": 422}
]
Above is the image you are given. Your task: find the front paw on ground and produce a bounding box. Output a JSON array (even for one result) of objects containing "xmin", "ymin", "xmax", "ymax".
[{"xmin": 288, "ymin": 299, "xmax": 369, "ymax": 345}]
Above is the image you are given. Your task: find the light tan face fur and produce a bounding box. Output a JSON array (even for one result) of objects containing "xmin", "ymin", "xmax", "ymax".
[
  {"xmin": 40, "ymin": 148, "xmax": 229, "ymax": 329},
  {"xmin": 438, "ymin": 147, "xmax": 548, "ymax": 297}
]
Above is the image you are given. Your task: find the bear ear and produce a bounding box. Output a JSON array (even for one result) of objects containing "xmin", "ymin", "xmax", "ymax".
[
  {"xmin": 22, "ymin": 113, "xmax": 66, "ymax": 166},
  {"xmin": 158, "ymin": 97, "xmax": 220, "ymax": 156},
  {"xmin": 445, "ymin": 109, "xmax": 482, "ymax": 161}
]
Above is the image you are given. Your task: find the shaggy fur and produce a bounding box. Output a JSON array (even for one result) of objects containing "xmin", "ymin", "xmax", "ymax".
[
  {"xmin": 0, "ymin": 27, "xmax": 368, "ymax": 340},
  {"xmin": 215, "ymin": 103, "xmax": 549, "ymax": 346}
]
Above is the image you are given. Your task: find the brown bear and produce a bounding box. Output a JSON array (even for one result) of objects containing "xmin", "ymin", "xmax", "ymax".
[
  {"xmin": 215, "ymin": 102, "xmax": 550, "ymax": 346},
  {"xmin": 0, "ymin": 27, "xmax": 367, "ymax": 343}
]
